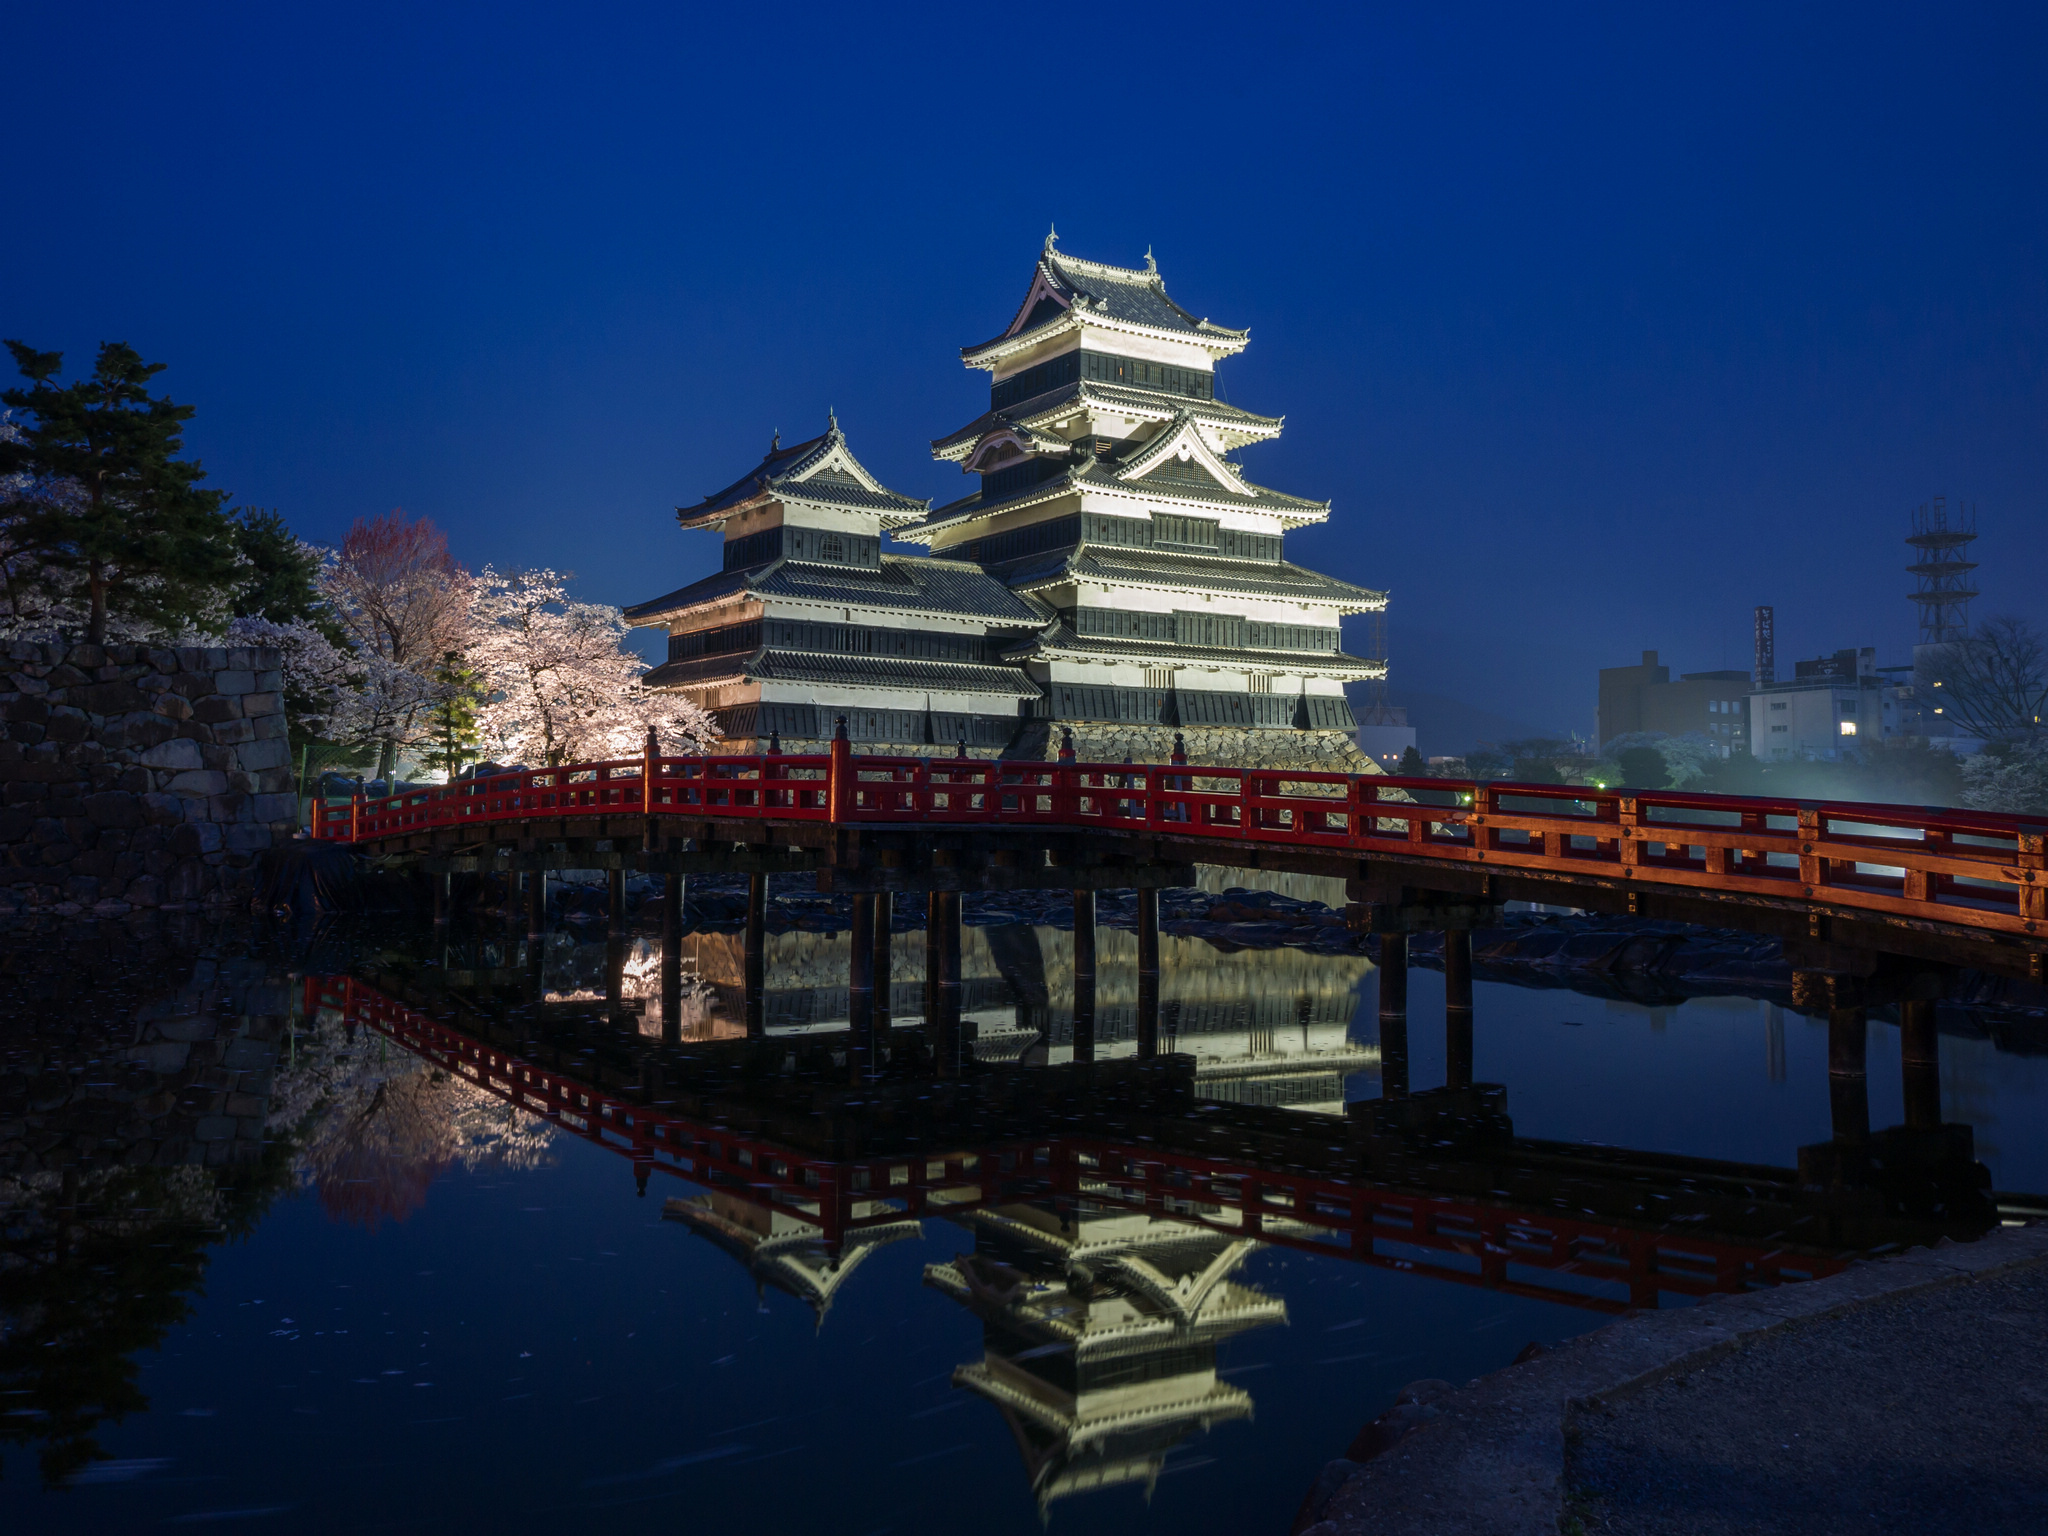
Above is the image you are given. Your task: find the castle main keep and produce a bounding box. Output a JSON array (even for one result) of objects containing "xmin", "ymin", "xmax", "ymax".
[{"xmin": 627, "ymin": 236, "xmax": 1387, "ymax": 769}]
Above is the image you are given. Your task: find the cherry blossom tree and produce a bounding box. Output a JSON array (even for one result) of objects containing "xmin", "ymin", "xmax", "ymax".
[
  {"xmin": 322, "ymin": 511, "xmax": 472, "ymax": 779},
  {"xmin": 466, "ymin": 566, "xmax": 715, "ymax": 766}
]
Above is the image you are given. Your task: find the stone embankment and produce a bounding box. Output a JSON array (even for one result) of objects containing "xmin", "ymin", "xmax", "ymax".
[
  {"xmin": 1292, "ymin": 1222, "xmax": 2048, "ymax": 1536},
  {"xmin": 0, "ymin": 642, "xmax": 297, "ymax": 914},
  {"xmin": 0, "ymin": 915, "xmax": 287, "ymax": 1180}
]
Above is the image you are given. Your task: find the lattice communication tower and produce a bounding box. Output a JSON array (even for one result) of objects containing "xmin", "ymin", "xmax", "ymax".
[
  {"xmin": 1906, "ymin": 498, "xmax": 1978, "ymax": 645},
  {"xmin": 1753, "ymin": 605, "xmax": 1775, "ymax": 687},
  {"xmin": 1356, "ymin": 610, "xmax": 1400, "ymax": 725}
]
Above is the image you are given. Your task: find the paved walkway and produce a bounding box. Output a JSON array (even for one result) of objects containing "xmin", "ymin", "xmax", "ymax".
[
  {"xmin": 1296, "ymin": 1225, "xmax": 2048, "ymax": 1536},
  {"xmin": 1566, "ymin": 1260, "xmax": 2048, "ymax": 1534}
]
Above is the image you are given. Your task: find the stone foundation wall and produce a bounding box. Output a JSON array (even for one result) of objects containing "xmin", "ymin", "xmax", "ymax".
[
  {"xmin": 0, "ymin": 642, "xmax": 296, "ymax": 915},
  {"xmin": 1007, "ymin": 723, "xmax": 1381, "ymax": 774},
  {"xmin": 713, "ymin": 725, "xmax": 1381, "ymax": 772}
]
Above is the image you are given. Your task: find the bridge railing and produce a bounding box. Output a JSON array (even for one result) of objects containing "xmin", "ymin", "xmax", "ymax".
[{"xmin": 311, "ymin": 751, "xmax": 2047, "ymax": 934}]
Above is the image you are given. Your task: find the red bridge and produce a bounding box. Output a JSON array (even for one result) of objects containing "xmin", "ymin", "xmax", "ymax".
[{"xmin": 313, "ymin": 735, "xmax": 2045, "ymax": 976}]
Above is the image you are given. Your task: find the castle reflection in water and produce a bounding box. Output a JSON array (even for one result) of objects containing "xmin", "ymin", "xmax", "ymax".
[
  {"xmin": 313, "ymin": 922, "xmax": 2003, "ymax": 1517},
  {"xmin": 0, "ymin": 916, "xmax": 2011, "ymax": 1511},
  {"xmin": 623, "ymin": 924, "xmax": 1374, "ymax": 1112}
]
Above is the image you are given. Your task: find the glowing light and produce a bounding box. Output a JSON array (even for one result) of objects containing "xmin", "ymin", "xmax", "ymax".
[{"xmin": 1839, "ymin": 721, "xmax": 1857, "ymax": 736}]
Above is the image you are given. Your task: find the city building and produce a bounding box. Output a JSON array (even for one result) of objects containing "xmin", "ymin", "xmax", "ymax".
[
  {"xmin": 1746, "ymin": 647, "xmax": 1913, "ymax": 760},
  {"xmin": 1354, "ymin": 701, "xmax": 1416, "ymax": 771},
  {"xmin": 1596, "ymin": 650, "xmax": 1752, "ymax": 754},
  {"xmin": 627, "ymin": 236, "xmax": 1391, "ymax": 769}
]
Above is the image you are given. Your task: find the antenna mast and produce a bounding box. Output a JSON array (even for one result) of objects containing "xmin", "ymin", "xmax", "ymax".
[{"xmin": 1905, "ymin": 497, "xmax": 1978, "ymax": 644}]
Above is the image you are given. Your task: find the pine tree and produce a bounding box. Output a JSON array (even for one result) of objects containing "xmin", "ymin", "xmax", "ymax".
[
  {"xmin": 0, "ymin": 340, "xmax": 242, "ymax": 643},
  {"xmin": 427, "ymin": 650, "xmax": 484, "ymax": 780}
]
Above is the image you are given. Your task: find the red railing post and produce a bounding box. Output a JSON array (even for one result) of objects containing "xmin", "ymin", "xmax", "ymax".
[
  {"xmin": 1056, "ymin": 726, "xmax": 1077, "ymax": 822},
  {"xmin": 827, "ymin": 715, "xmax": 852, "ymax": 823},
  {"xmin": 350, "ymin": 792, "xmax": 363, "ymax": 844},
  {"xmin": 1797, "ymin": 807, "xmax": 1825, "ymax": 894},
  {"xmin": 2019, "ymin": 828, "xmax": 2046, "ymax": 923},
  {"xmin": 1617, "ymin": 794, "xmax": 1642, "ymax": 871}
]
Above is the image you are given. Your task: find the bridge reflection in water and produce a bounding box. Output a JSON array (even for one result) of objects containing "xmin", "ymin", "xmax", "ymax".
[{"xmin": 316, "ymin": 923, "xmax": 2016, "ymax": 1517}]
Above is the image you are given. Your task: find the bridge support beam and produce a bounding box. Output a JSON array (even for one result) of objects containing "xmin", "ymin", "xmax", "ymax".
[
  {"xmin": 849, "ymin": 893, "xmax": 876, "ymax": 1053},
  {"xmin": 872, "ymin": 891, "xmax": 893, "ymax": 1036},
  {"xmin": 432, "ymin": 871, "xmax": 449, "ymax": 926},
  {"xmin": 1828, "ymin": 1006, "xmax": 1869, "ymax": 1144},
  {"xmin": 1136, "ymin": 888, "xmax": 1160, "ymax": 1060},
  {"xmin": 932, "ymin": 890, "xmax": 963, "ymax": 1077},
  {"xmin": 527, "ymin": 869, "xmax": 546, "ymax": 938},
  {"xmin": 1900, "ymin": 997, "xmax": 1941, "ymax": 1130},
  {"xmin": 608, "ymin": 869, "xmax": 625, "ymax": 936},
  {"xmin": 660, "ymin": 871, "xmax": 682, "ymax": 1046},
  {"xmin": 1378, "ymin": 933, "xmax": 1410, "ymax": 1099},
  {"xmin": 1444, "ymin": 929, "xmax": 1474, "ymax": 1091},
  {"xmin": 1072, "ymin": 889, "xmax": 1096, "ymax": 1063},
  {"xmin": 744, "ymin": 873, "xmax": 767, "ymax": 1038}
]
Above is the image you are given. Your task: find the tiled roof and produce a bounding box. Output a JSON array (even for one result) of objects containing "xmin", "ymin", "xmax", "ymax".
[
  {"xmin": 752, "ymin": 556, "xmax": 1048, "ymax": 622},
  {"xmin": 962, "ymin": 244, "xmax": 1248, "ymax": 358},
  {"xmin": 676, "ymin": 423, "xmax": 929, "ymax": 528},
  {"xmin": 625, "ymin": 555, "xmax": 1049, "ymax": 628},
  {"xmin": 930, "ymin": 382, "xmax": 1283, "ymax": 459},
  {"xmin": 1014, "ymin": 548, "xmax": 1387, "ymax": 611},
  {"xmin": 752, "ymin": 650, "xmax": 1041, "ymax": 697},
  {"xmin": 1009, "ymin": 624, "xmax": 1385, "ymax": 676},
  {"xmin": 623, "ymin": 569, "xmax": 751, "ymax": 625},
  {"xmin": 900, "ymin": 451, "xmax": 1327, "ymax": 540},
  {"xmin": 642, "ymin": 647, "xmax": 1039, "ymax": 698}
]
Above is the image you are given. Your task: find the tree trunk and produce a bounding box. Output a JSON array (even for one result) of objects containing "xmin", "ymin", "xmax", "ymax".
[
  {"xmin": 376, "ymin": 738, "xmax": 396, "ymax": 785},
  {"xmin": 87, "ymin": 565, "xmax": 107, "ymax": 645}
]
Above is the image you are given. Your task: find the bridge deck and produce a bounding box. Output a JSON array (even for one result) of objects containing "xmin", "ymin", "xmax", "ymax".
[{"xmin": 313, "ymin": 744, "xmax": 2047, "ymax": 973}]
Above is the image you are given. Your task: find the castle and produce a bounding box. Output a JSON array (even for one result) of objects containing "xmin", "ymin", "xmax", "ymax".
[{"xmin": 627, "ymin": 235, "xmax": 1387, "ymax": 769}]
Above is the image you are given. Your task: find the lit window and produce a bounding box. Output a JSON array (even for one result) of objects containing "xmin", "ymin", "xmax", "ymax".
[{"xmin": 1840, "ymin": 721, "xmax": 1857, "ymax": 736}]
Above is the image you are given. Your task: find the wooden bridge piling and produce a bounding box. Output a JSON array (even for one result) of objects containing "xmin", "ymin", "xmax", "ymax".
[
  {"xmin": 933, "ymin": 889, "xmax": 963, "ymax": 1077},
  {"xmin": 1378, "ymin": 933, "xmax": 1410, "ymax": 1099},
  {"xmin": 1828, "ymin": 1007, "xmax": 1870, "ymax": 1144},
  {"xmin": 849, "ymin": 893, "xmax": 877, "ymax": 1057},
  {"xmin": 744, "ymin": 873, "xmax": 767, "ymax": 1037},
  {"xmin": 1136, "ymin": 887, "xmax": 1160, "ymax": 1059},
  {"xmin": 1444, "ymin": 929, "xmax": 1475, "ymax": 1091},
  {"xmin": 872, "ymin": 891, "xmax": 893, "ymax": 1035},
  {"xmin": 527, "ymin": 870, "xmax": 545, "ymax": 938},
  {"xmin": 1900, "ymin": 998, "xmax": 1941, "ymax": 1130}
]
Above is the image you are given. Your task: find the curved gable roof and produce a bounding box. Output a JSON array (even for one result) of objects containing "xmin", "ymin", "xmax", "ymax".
[
  {"xmin": 961, "ymin": 237, "xmax": 1250, "ymax": 366},
  {"xmin": 676, "ymin": 419, "xmax": 931, "ymax": 530}
]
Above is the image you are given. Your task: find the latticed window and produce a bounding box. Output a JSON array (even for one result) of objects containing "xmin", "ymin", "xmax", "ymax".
[
  {"xmin": 1248, "ymin": 674, "xmax": 1274, "ymax": 694},
  {"xmin": 1144, "ymin": 668, "xmax": 1174, "ymax": 691}
]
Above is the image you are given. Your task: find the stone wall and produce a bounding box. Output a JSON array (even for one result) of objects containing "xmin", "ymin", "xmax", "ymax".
[
  {"xmin": 0, "ymin": 642, "xmax": 296, "ymax": 915},
  {"xmin": 1008, "ymin": 722, "xmax": 1381, "ymax": 774},
  {"xmin": 712, "ymin": 724, "xmax": 1382, "ymax": 772}
]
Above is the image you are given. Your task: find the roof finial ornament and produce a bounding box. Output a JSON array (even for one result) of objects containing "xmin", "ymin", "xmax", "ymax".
[
  {"xmin": 827, "ymin": 405, "xmax": 838, "ymax": 433},
  {"xmin": 770, "ymin": 427, "xmax": 780, "ymax": 452},
  {"xmin": 1045, "ymin": 221, "xmax": 1058, "ymax": 250},
  {"xmin": 1144, "ymin": 244, "xmax": 1157, "ymax": 274}
]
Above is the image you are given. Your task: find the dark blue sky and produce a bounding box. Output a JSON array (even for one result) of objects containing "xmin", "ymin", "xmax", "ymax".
[{"xmin": 7, "ymin": 4, "xmax": 2044, "ymax": 741}]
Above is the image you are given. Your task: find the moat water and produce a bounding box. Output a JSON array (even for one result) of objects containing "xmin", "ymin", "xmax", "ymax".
[{"xmin": 3, "ymin": 902, "xmax": 2044, "ymax": 1535}]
